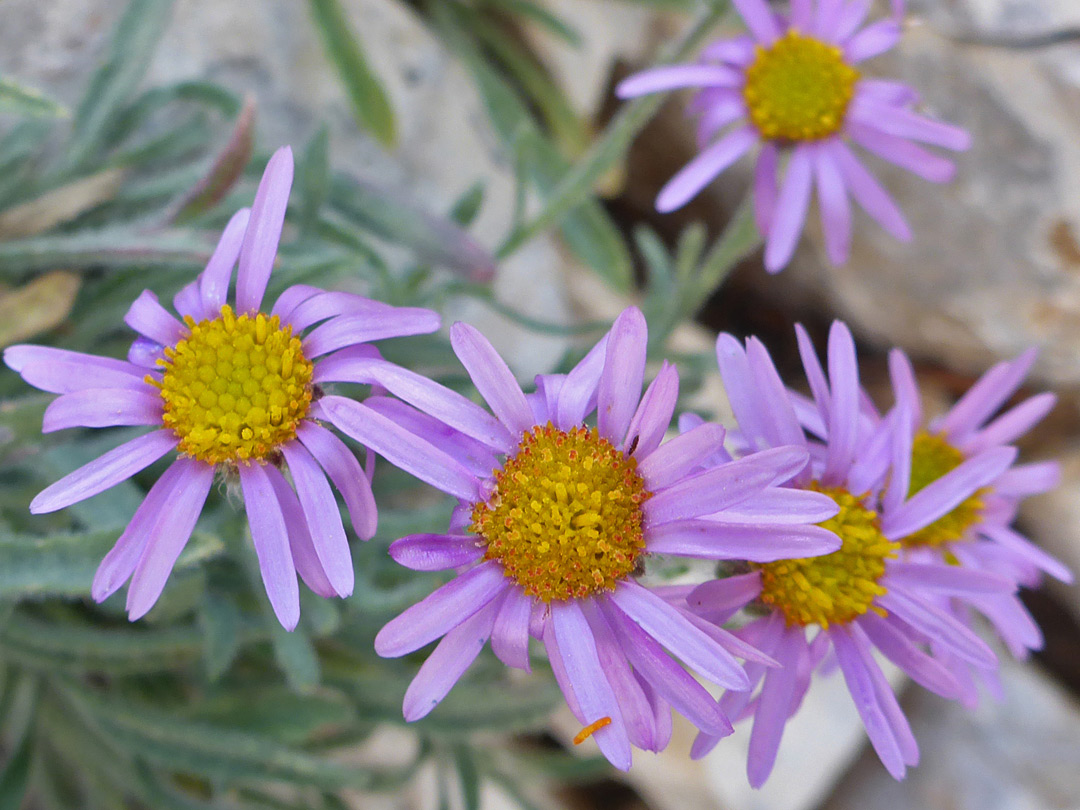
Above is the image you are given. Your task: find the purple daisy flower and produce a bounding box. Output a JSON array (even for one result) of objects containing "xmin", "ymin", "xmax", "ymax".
[
  {"xmin": 4, "ymin": 146, "xmax": 441, "ymax": 630},
  {"xmin": 616, "ymin": 0, "xmax": 970, "ymax": 272},
  {"xmin": 328, "ymin": 306, "xmax": 841, "ymax": 770},
  {"xmin": 685, "ymin": 321, "xmax": 1015, "ymax": 785},
  {"xmin": 886, "ymin": 347, "xmax": 1071, "ymax": 704}
]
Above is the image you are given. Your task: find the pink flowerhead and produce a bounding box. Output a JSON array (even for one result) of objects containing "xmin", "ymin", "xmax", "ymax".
[
  {"xmin": 5, "ymin": 146, "xmax": 441, "ymax": 630},
  {"xmin": 617, "ymin": 0, "xmax": 969, "ymax": 272}
]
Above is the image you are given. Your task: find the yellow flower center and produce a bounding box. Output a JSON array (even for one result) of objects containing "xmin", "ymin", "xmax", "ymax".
[
  {"xmin": 902, "ymin": 431, "xmax": 985, "ymax": 548},
  {"xmin": 470, "ymin": 424, "xmax": 649, "ymax": 602},
  {"xmin": 151, "ymin": 304, "xmax": 314, "ymax": 465},
  {"xmin": 743, "ymin": 29, "xmax": 859, "ymax": 141},
  {"xmin": 754, "ymin": 484, "xmax": 897, "ymax": 628}
]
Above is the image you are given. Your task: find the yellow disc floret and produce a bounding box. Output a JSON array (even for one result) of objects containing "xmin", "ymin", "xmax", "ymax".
[
  {"xmin": 152, "ymin": 304, "xmax": 313, "ymax": 465},
  {"xmin": 902, "ymin": 431, "xmax": 985, "ymax": 548},
  {"xmin": 754, "ymin": 484, "xmax": 897, "ymax": 628},
  {"xmin": 743, "ymin": 29, "xmax": 859, "ymax": 141},
  {"xmin": 470, "ymin": 423, "xmax": 649, "ymax": 602}
]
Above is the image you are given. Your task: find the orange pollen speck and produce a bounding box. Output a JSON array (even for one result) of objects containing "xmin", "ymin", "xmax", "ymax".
[
  {"xmin": 470, "ymin": 423, "xmax": 649, "ymax": 603},
  {"xmin": 574, "ymin": 717, "xmax": 612, "ymax": 745}
]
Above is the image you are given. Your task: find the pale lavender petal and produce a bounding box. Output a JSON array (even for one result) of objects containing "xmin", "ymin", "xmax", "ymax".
[
  {"xmin": 715, "ymin": 333, "xmax": 770, "ymax": 451},
  {"xmin": 616, "ymin": 65, "xmax": 742, "ymax": 98},
  {"xmin": 697, "ymin": 94, "xmax": 748, "ymax": 146},
  {"xmin": 641, "ymin": 674, "xmax": 673, "ymax": 752},
  {"xmin": 531, "ymin": 373, "xmax": 562, "ymax": 424},
  {"xmin": 859, "ymin": 612, "xmax": 960, "ymax": 698},
  {"xmin": 263, "ymin": 465, "xmax": 336, "ymax": 598},
  {"xmin": 656, "ymin": 126, "xmax": 758, "ymax": 213},
  {"xmin": 679, "ymin": 609, "xmax": 780, "ymax": 667},
  {"xmin": 649, "ymin": 519, "xmax": 840, "ymax": 561},
  {"xmin": 746, "ymin": 336, "xmax": 807, "ymax": 448},
  {"xmin": 882, "ymin": 400, "xmax": 914, "ymax": 515},
  {"xmin": 996, "ymin": 461, "xmax": 1059, "ymax": 498},
  {"xmin": 794, "ymin": 323, "xmax": 831, "ymax": 424},
  {"xmin": 200, "ymin": 207, "xmax": 251, "ymax": 314},
  {"xmin": 597, "ymin": 307, "xmax": 647, "ymax": 445},
  {"xmin": 813, "ymin": 144, "xmax": 852, "ymax": 265},
  {"xmin": 969, "ymin": 592, "xmax": 1043, "ymax": 658},
  {"xmin": 834, "ymin": 0, "xmax": 872, "ymax": 41},
  {"xmin": 124, "ymin": 291, "xmax": 185, "ymax": 347},
  {"xmin": 302, "ymin": 308, "xmax": 441, "ymax": 358},
  {"xmin": 270, "ymin": 284, "xmax": 322, "ymax": 322},
  {"xmin": 319, "ymin": 395, "xmax": 479, "ymax": 502},
  {"xmin": 830, "ymin": 625, "xmax": 906, "ymax": 779},
  {"xmin": 828, "ymin": 140, "xmax": 912, "ymax": 240},
  {"xmin": 979, "ymin": 523, "xmax": 1073, "ymax": 583},
  {"xmin": 128, "ymin": 337, "xmax": 163, "ymax": 369},
  {"xmin": 754, "ymin": 142, "xmax": 781, "ymax": 236},
  {"xmin": 700, "ymin": 36, "xmax": 756, "ymax": 65},
  {"xmin": 850, "ymin": 622, "xmax": 919, "ymax": 766},
  {"xmin": 237, "ymin": 463, "xmax": 300, "ymax": 629},
  {"xmin": 746, "ymin": 628, "xmax": 802, "ymax": 788},
  {"xmin": 403, "ymin": 596, "xmax": 501, "ymax": 721},
  {"xmin": 857, "ymin": 79, "xmax": 919, "ymax": 106},
  {"xmin": 30, "ymin": 430, "xmax": 178, "ymax": 514},
  {"xmin": 882, "ymin": 446, "xmax": 1017, "ymax": 539},
  {"xmin": 844, "ymin": 20, "xmax": 901, "ymax": 62},
  {"xmin": 280, "ymin": 441, "xmax": 353, "ymax": 598},
  {"xmin": 374, "ymin": 562, "xmax": 508, "ymax": 657},
  {"xmin": 848, "ymin": 123, "xmax": 956, "ymax": 183},
  {"xmin": 388, "ymin": 534, "xmax": 484, "ymax": 572},
  {"xmin": 790, "ymin": 0, "xmax": 813, "ymax": 28},
  {"xmin": 490, "ymin": 587, "xmax": 533, "ymax": 672},
  {"xmin": 125, "ymin": 459, "xmax": 214, "ymax": 620},
  {"xmin": 556, "ymin": 333, "xmax": 608, "ymax": 430},
  {"xmin": 935, "ymin": 349, "xmax": 1037, "ymax": 441},
  {"xmin": 823, "ymin": 321, "xmax": 860, "ymax": 484},
  {"xmin": 542, "ymin": 616, "xmax": 584, "ymax": 720},
  {"xmin": 450, "ymin": 322, "xmax": 534, "ymax": 438},
  {"xmin": 91, "ymin": 458, "xmax": 190, "ymax": 602},
  {"xmin": 637, "ymin": 422, "xmax": 727, "ymax": 491},
  {"xmin": 610, "ymin": 581, "xmax": 750, "ymax": 690},
  {"xmin": 877, "ymin": 586, "xmax": 997, "ymax": 667},
  {"xmin": 16, "ymin": 356, "xmax": 148, "ymax": 395},
  {"xmin": 5, "ymin": 345, "xmax": 140, "ymax": 376},
  {"xmin": 888, "ymin": 348, "xmax": 922, "ymax": 427},
  {"xmin": 236, "ymin": 147, "xmax": 293, "ymax": 314},
  {"xmin": 644, "ymin": 445, "xmax": 809, "ymax": 524},
  {"xmin": 624, "ymin": 361, "xmax": 678, "ymax": 459},
  {"xmin": 604, "ymin": 601, "xmax": 735, "ymax": 737},
  {"xmin": 884, "ymin": 562, "xmax": 1014, "ymax": 595},
  {"xmin": 173, "ymin": 280, "xmax": 205, "ymax": 322},
  {"xmin": 549, "ymin": 601, "xmax": 632, "ymax": 771},
  {"xmin": 687, "ymin": 573, "xmax": 763, "ymax": 624},
  {"xmin": 285, "ymin": 291, "xmax": 395, "ymax": 332},
  {"xmin": 850, "ymin": 100, "xmax": 971, "ymax": 151},
  {"xmin": 764, "ymin": 145, "xmax": 814, "ymax": 272},
  {"xmin": 734, "ymin": 0, "xmax": 781, "ymax": 43},
  {"xmin": 813, "ymin": 0, "xmax": 845, "ymax": 37},
  {"xmin": 295, "ymin": 421, "xmax": 378, "ymax": 540},
  {"xmin": 43, "ymin": 387, "xmax": 162, "ymax": 433},
  {"xmin": 704, "ymin": 487, "xmax": 839, "ymax": 524},
  {"xmin": 328, "ymin": 352, "xmax": 510, "ymax": 454},
  {"xmin": 964, "ymin": 393, "xmax": 1056, "ymax": 455}
]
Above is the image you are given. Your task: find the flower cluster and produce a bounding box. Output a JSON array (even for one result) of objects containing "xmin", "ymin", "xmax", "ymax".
[{"xmin": 5, "ymin": 2, "xmax": 1069, "ymax": 788}]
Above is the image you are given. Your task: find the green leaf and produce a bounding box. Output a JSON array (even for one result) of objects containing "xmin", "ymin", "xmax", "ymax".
[
  {"xmin": 0, "ymin": 727, "xmax": 33, "ymax": 810},
  {"xmin": 449, "ymin": 182, "xmax": 485, "ymax": 228},
  {"xmin": 307, "ymin": 0, "xmax": 397, "ymax": 148},
  {"xmin": 0, "ymin": 229, "xmax": 211, "ymax": 275},
  {"xmin": 690, "ymin": 194, "xmax": 761, "ymax": 306},
  {"xmin": 199, "ymin": 591, "xmax": 243, "ymax": 681},
  {"xmin": 0, "ymin": 76, "xmax": 68, "ymax": 119},
  {"xmin": 64, "ymin": 0, "xmax": 176, "ymax": 171},
  {"xmin": 480, "ymin": 0, "xmax": 581, "ymax": 45},
  {"xmin": 452, "ymin": 747, "xmax": 481, "ymax": 810}
]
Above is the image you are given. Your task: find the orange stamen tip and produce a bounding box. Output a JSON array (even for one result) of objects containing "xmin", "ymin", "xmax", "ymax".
[{"xmin": 573, "ymin": 716, "xmax": 612, "ymax": 745}]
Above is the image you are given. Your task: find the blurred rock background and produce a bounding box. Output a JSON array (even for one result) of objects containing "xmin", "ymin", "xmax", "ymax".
[{"xmin": 1, "ymin": 0, "xmax": 1078, "ymax": 808}]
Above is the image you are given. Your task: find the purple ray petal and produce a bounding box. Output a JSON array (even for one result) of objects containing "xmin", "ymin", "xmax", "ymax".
[
  {"xmin": 877, "ymin": 585, "xmax": 997, "ymax": 667},
  {"xmin": 700, "ymin": 35, "xmax": 757, "ymax": 65},
  {"xmin": 5, "ymin": 345, "xmax": 139, "ymax": 376},
  {"xmin": 734, "ymin": 0, "xmax": 781, "ymax": 43},
  {"xmin": 754, "ymin": 142, "xmax": 781, "ymax": 236},
  {"xmin": 688, "ymin": 573, "xmax": 763, "ymax": 622},
  {"xmin": 888, "ymin": 348, "xmax": 922, "ymax": 427},
  {"xmin": 490, "ymin": 586, "xmax": 533, "ymax": 672},
  {"xmin": 814, "ymin": 0, "xmax": 845, "ymax": 38},
  {"xmin": 828, "ymin": 140, "xmax": 912, "ymax": 241},
  {"xmin": 844, "ymin": 19, "xmax": 901, "ymax": 62},
  {"xmin": 31, "ymin": 430, "xmax": 178, "ymax": 514},
  {"xmin": 285, "ymin": 291, "xmax": 395, "ymax": 332},
  {"xmin": 649, "ymin": 519, "xmax": 840, "ymax": 561},
  {"xmin": 319, "ymin": 395, "xmax": 479, "ymax": 502},
  {"xmin": 715, "ymin": 333, "xmax": 771, "ymax": 451},
  {"xmin": 125, "ymin": 459, "xmax": 214, "ymax": 620},
  {"xmin": 374, "ymin": 562, "xmax": 508, "ymax": 657},
  {"xmin": 556, "ymin": 333, "xmax": 608, "ymax": 430},
  {"xmin": 995, "ymin": 461, "xmax": 1060, "ymax": 499},
  {"xmin": 794, "ymin": 323, "xmax": 831, "ymax": 425},
  {"xmin": 616, "ymin": 65, "xmax": 742, "ymax": 98},
  {"xmin": 280, "ymin": 441, "xmax": 353, "ymax": 598},
  {"xmin": 624, "ymin": 361, "xmax": 679, "ymax": 459},
  {"xmin": 697, "ymin": 94, "xmax": 748, "ymax": 146},
  {"xmin": 200, "ymin": 207, "xmax": 251, "ymax": 314},
  {"xmin": 935, "ymin": 349, "xmax": 1037, "ymax": 441},
  {"xmin": 388, "ymin": 534, "xmax": 484, "ymax": 572},
  {"xmin": 296, "ymin": 421, "xmax": 378, "ymax": 540},
  {"xmin": 270, "ymin": 284, "xmax": 322, "ymax": 323},
  {"xmin": 173, "ymin": 280, "xmax": 205, "ymax": 322},
  {"xmin": 637, "ymin": 422, "xmax": 726, "ymax": 491},
  {"xmin": 236, "ymin": 147, "xmax": 294, "ymax": 314},
  {"xmin": 746, "ymin": 627, "xmax": 803, "ymax": 788},
  {"xmin": 264, "ymin": 464, "xmax": 336, "ymax": 598},
  {"xmin": 746, "ymin": 336, "xmax": 808, "ymax": 448},
  {"xmin": 127, "ymin": 337, "xmax": 164, "ymax": 369},
  {"xmin": 597, "ymin": 307, "xmax": 648, "ymax": 446},
  {"xmin": 238, "ymin": 462, "xmax": 301, "ymax": 630},
  {"xmin": 302, "ymin": 308, "xmax": 441, "ymax": 358},
  {"xmin": 43, "ymin": 387, "xmax": 162, "ymax": 433},
  {"xmin": 92, "ymin": 458, "xmax": 191, "ymax": 602},
  {"xmin": 789, "ymin": 0, "xmax": 813, "ymax": 28},
  {"xmin": 848, "ymin": 122, "xmax": 956, "ymax": 183},
  {"xmin": 882, "ymin": 446, "xmax": 1017, "ymax": 538},
  {"xmin": 813, "ymin": 143, "xmax": 852, "ymax": 265},
  {"xmin": 885, "ymin": 562, "xmax": 1015, "ymax": 595},
  {"xmin": 446, "ymin": 322, "xmax": 534, "ymax": 439},
  {"xmin": 852, "ymin": 100, "xmax": 971, "ymax": 152},
  {"xmin": 549, "ymin": 600, "xmax": 632, "ymax": 771},
  {"xmin": 657, "ymin": 126, "xmax": 757, "ymax": 213},
  {"xmin": 823, "ymin": 321, "xmax": 860, "ymax": 484},
  {"xmin": 764, "ymin": 145, "xmax": 814, "ymax": 272},
  {"xmin": 859, "ymin": 612, "xmax": 960, "ymax": 698},
  {"xmin": 705, "ymin": 487, "xmax": 839, "ymax": 524},
  {"xmin": 835, "ymin": 0, "xmax": 872, "ymax": 41},
  {"xmin": 979, "ymin": 522, "xmax": 1073, "ymax": 583},
  {"xmin": 611, "ymin": 581, "xmax": 750, "ymax": 690},
  {"xmin": 124, "ymin": 291, "xmax": 185, "ymax": 347},
  {"xmin": 17, "ymin": 356, "xmax": 149, "ymax": 395},
  {"xmin": 403, "ymin": 596, "xmax": 501, "ymax": 721},
  {"xmin": 964, "ymin": 393, "xmax": 1056, "ymax": 455},
  {"xmin": 645, "ymin": 445, "xmax": 809, "ymax": 524}
]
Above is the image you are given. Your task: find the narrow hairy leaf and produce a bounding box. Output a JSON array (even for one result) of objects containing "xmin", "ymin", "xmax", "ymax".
[{"xmin": 0, "ymin": 76, "xmax": 68, "ymax": 118}]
